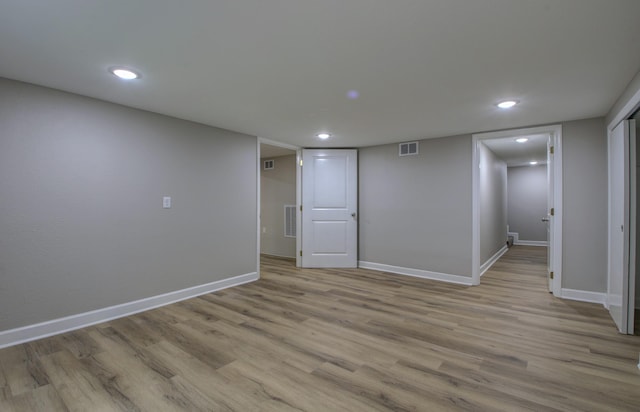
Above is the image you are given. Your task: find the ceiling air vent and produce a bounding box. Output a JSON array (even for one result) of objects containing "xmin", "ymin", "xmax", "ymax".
[
  {"xmin": 264, "ymin": 159, "xmax": 275, "ymax": 170},
  {"xmin": 399, "ymin": 141, "xmax": 419, "ymax": 156}
]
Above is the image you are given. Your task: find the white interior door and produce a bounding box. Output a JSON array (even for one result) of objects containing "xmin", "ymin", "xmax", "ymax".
[
  {"xmin": 301, "ymin": 149, "xmax": 358, "ymax": 268},
  {"xmin": 546, "ymin": 134, "xmax": 554, "ymax": 292},
  {"xmin": 607, "ymin": 120, "xmax": 631, "ymax": 333},
  {"xmin": 628, "ymin": 120, "xmax": 636, "ymax": 334}
]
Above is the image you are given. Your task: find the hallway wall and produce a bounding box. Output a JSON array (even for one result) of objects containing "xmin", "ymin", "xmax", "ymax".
[{"xmin": 508, "ymin": 165, "xmax": 547, "ymax": 242}]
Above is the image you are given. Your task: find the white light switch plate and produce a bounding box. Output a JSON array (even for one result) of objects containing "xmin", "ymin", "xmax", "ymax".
[{"xmin": 163, "ymin": 196, "xmax": 171, "ymax": 209}]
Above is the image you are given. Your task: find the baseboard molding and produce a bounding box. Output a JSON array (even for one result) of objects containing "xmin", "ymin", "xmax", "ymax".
[
  {"xmin": 508, "ymin": 232, "xmax": 547, "ymax": 247},
  {"xmin": 514, "ymin": 240, "xmax": 548, "ymax": 247},
  {"xmin": 560, "ymin": 288, "xmax": 606, "ymax": 306},
  {"xmin": 358, "ymin": 261, "xmax": 473, "ymax": 286},
  {"xmin": 0, "ymin": 272, "xmax": 258, "ymax": 349},
  {"xmin": 260, "ymin": 252, "xmax": 296, "ymax": 260},
  {"xmin": 480, "ymin": 245, "xmax": 508, "ymax": 276}
]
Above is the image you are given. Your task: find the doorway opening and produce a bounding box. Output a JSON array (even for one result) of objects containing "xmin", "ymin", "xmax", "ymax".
[
  {"xmin": 472, "ymin": 125, "xmax": 563, "ymax": 295},
  {"xmin": 257, "ymin": 139, "xmax": 301, "ymax": 275}
]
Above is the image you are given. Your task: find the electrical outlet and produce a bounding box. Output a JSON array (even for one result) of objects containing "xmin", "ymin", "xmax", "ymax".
[{"xmin": 163, "ymin": 196, "xmax": 171, "ymax": 209}]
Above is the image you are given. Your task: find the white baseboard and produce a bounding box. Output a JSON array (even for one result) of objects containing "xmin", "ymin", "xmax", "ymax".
[
  {"xmin": 358, "ymin": 261, "xmax": 473, "ymax": 286},
  {"xmin": 508, "ymin": 232, "xmax": 547, "ymax": 247},
  {"xmin": 515, "ymin": 240, "xmax": 548, "ymax": 247},
  {"xmin": 0, "ymin": 272, "xmax": 258, "ymax": 349},
  {"xmin": 560, "ymin": 288, "xmax": 606, "ymax": 306},
  {"xmin": 260, "ymin": 252, "xmax": 296, "ymax": 259},
  {"xmin": 480, "ymin": 245, "xmax": 508, "ymax": 276}
]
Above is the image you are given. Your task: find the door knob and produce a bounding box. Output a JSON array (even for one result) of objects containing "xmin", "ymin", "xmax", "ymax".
[
  {"xmin": 541, "ymin": 217, "xmax": 550, "ymax": 222},
  {"xmin": 351, "ymin": 212, "xmax": 357, "ymax": 219}
]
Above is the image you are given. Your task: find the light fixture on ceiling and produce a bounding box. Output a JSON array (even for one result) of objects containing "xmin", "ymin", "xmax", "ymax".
[
  {"xmin": 109, "ymin": 66, "xmax": 141, "ymax": 80},
  {"xmin": 497, "ymin": 100, "xmax": 518, "ymax": 109},
  {"xmin": 516, "ymin": 137, "xmax": 528, "ymax": 143},
  {"xmin": 529, "ymin": 161, "xmax": 538, "ymax": 165},
  {"xmin": 316, "ymin": 133, "xmax": 331, "ymax": 140}
]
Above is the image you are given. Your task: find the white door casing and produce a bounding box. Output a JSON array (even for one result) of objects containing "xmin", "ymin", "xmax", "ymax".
[
  {"xmin": 472, "ymin": 125, "xmax": 562, "ymax": 293},
  {"xmin": 629, "ymin": 119, "xmax": 636, "ymax": 334},
  {"xmin": 546, "ymin": 134, "xmax": 554, "ymax": 292},
  {"xmin": 607, "ymin": 120, "xmax": 631, "ymax": 333},
  {"xmin": 301, "ymin": 149, "xmax": 358, "ymax": 268}
]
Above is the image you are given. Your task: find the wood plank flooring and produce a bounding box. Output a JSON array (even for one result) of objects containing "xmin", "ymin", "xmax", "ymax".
[{"xmin": 1, "ymin": 246, "xmax": 639, "ymax": 411}]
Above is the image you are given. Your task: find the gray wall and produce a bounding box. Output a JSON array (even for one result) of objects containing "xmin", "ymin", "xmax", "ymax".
[
  {"xmin": 359, "ymin": 135, "xmax": 473, "ymax": 277},
  {"xmin": 561, "ymin": 117, "xmax": 608, "ymax": 292},
  {"xmin": 261, "ymin": 154, "xmax": 296, "ymax": 258},
  {"xmin": 359, "ymin": 118, "xmax": 608, "ymax": 292},
  {"xmin": 479, "ymin": 143, "xmax": 507, "ymax": 263},
  {"xmin": 507, "ymin": 165, "xmax": 547, "ymax": 241},
  {"xmin": 0, "ymin": 78, "xmax": 257, "ymax": 331}
]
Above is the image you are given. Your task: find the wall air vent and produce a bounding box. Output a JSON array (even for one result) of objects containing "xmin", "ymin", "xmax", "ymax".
[
  {"xmin": 399, "ymin": 141, "xmax": 419, "ymax": 156},
  {"xmin": 264, "ymin": 159, "xmax": 274, "ymax": 170},
  {"xmin": 284, "ymin": 205, "xmax": 296, "ymax": 238}
]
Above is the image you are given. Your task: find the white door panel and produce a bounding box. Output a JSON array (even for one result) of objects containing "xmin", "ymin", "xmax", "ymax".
[
  {"xmin": 302, "ymin": 149, "xmax": 358, "ymax": 268},
  {"xmin": 607, "ymin": 120, "xmax": 630, "ymax": 333},
  {"xmin": 313, "ymin": 221, "xmax": 348, "ymax": 253},
  {"xmin": 313, "ymin": 157, "xmax": 348, "ymax": 207}
]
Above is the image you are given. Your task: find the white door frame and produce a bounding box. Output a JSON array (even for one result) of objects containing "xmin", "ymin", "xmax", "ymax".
[
  {"xmin": 629, "ymin": 120, "xmax": 637, "ymax": 334},
  {"xmin": 607, "ymin": 84, "xmax": 640, "ymax": 334},
  {"xmin": 606, "ymin": 120, "xmax": 637, "ymax": 334},
  {"xmin": 300, "ymin": 149, "xmax": 358, "ymax": 268},
  {"xmin": 257, "ymin": 138, "xmax": 302, "ymax": 276},
  {"xmin": 472, "ymin": 125, "xmax": 563, "ymax": 295}
]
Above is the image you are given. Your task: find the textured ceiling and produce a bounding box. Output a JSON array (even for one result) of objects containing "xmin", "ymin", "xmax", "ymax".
[{"xmin": 1, "ymin": 1, "xmax": 639, "ymax": 148}]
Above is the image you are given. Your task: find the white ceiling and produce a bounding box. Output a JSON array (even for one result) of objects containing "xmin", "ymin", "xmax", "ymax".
[
  {"xmin": 483, "ymin": 134, "xmax": 548, "ymax": 167},
  {"xmin": 1, "ymin": 1, "xmax": 640, "ymax": 148}
]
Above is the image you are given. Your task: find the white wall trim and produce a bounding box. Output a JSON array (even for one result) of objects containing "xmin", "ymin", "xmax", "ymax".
[
  {"xmin": 473, "ymin": 125, "xmax": 562, "ymax": 296},
  {"xmin": 256, "ymin": 139, "xmax": 262, "ymax": 278},
  {"xmin": 480, "ymin": 245, "xmax": 508, "ymax": 276},
  {"xmin": 0, "ymin": 272, "xmax": 258, "ymax": 349},
  {"xmin": 260, "ymin": 252, "xmax": 296, "ymax": 260},
  {"xmin": 561, "ymin": 288, "xmax": 607, "ymax": 306},
  {"xmin": 552, "ymin": 128, "xmax": 564, "ymax": 297},
  {"xmin": 295, "ymin": 148, "xmax": 302, "ymax": 267},
  {"xmin": 508, "ymin": 232, "xmax": 547, "ymax": 246},
  {"xmin": 257, "ymin": 137, "xmax": 302, "ymax": 268},
  {"xmin": 515, "ymin": 240, "xmax": 548, "ymax": 247},
  {"xmin": 471, "ymin": 136, "xmax": 481, "ymax": 285},
  {"xmin": 359, "ymin": 261, "xmax": 473, "ymax": 286}
]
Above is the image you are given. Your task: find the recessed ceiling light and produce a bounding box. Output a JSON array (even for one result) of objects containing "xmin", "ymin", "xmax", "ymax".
[
  {"xmin": 497, "ymin": 100, "xmax": 518, "ymax": 109},
  {"xmin": 109, "ymin": 66, "xmax": 141, "ymax": 80},
  {"xmin": 529, "ymin": 161, "xmax": 538, "ymax": 165},
  {"xmin": 516, "ymin": 137, "xmax": 529, "ymax": 143},
  {"xmin": 316, "ymin": 133, "xmax": 331, "ymax": 140}
]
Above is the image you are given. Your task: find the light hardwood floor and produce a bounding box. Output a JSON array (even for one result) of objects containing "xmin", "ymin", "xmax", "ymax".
[{"xmin": 1, "ymin": 246, "xmax": 639, "ymax": 411}]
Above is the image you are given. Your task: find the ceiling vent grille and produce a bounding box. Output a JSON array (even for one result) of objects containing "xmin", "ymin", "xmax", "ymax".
[
  {"xmin": 284, "ymin": 205, "xmax": 296, "ymax": 238},
  {"xmin": 264, "ymin": 159, "xmax": 275, "ymax": 170},
  {"xmin": 399, "ymin": 141, "xmax": 419, "ymax": 156}
]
